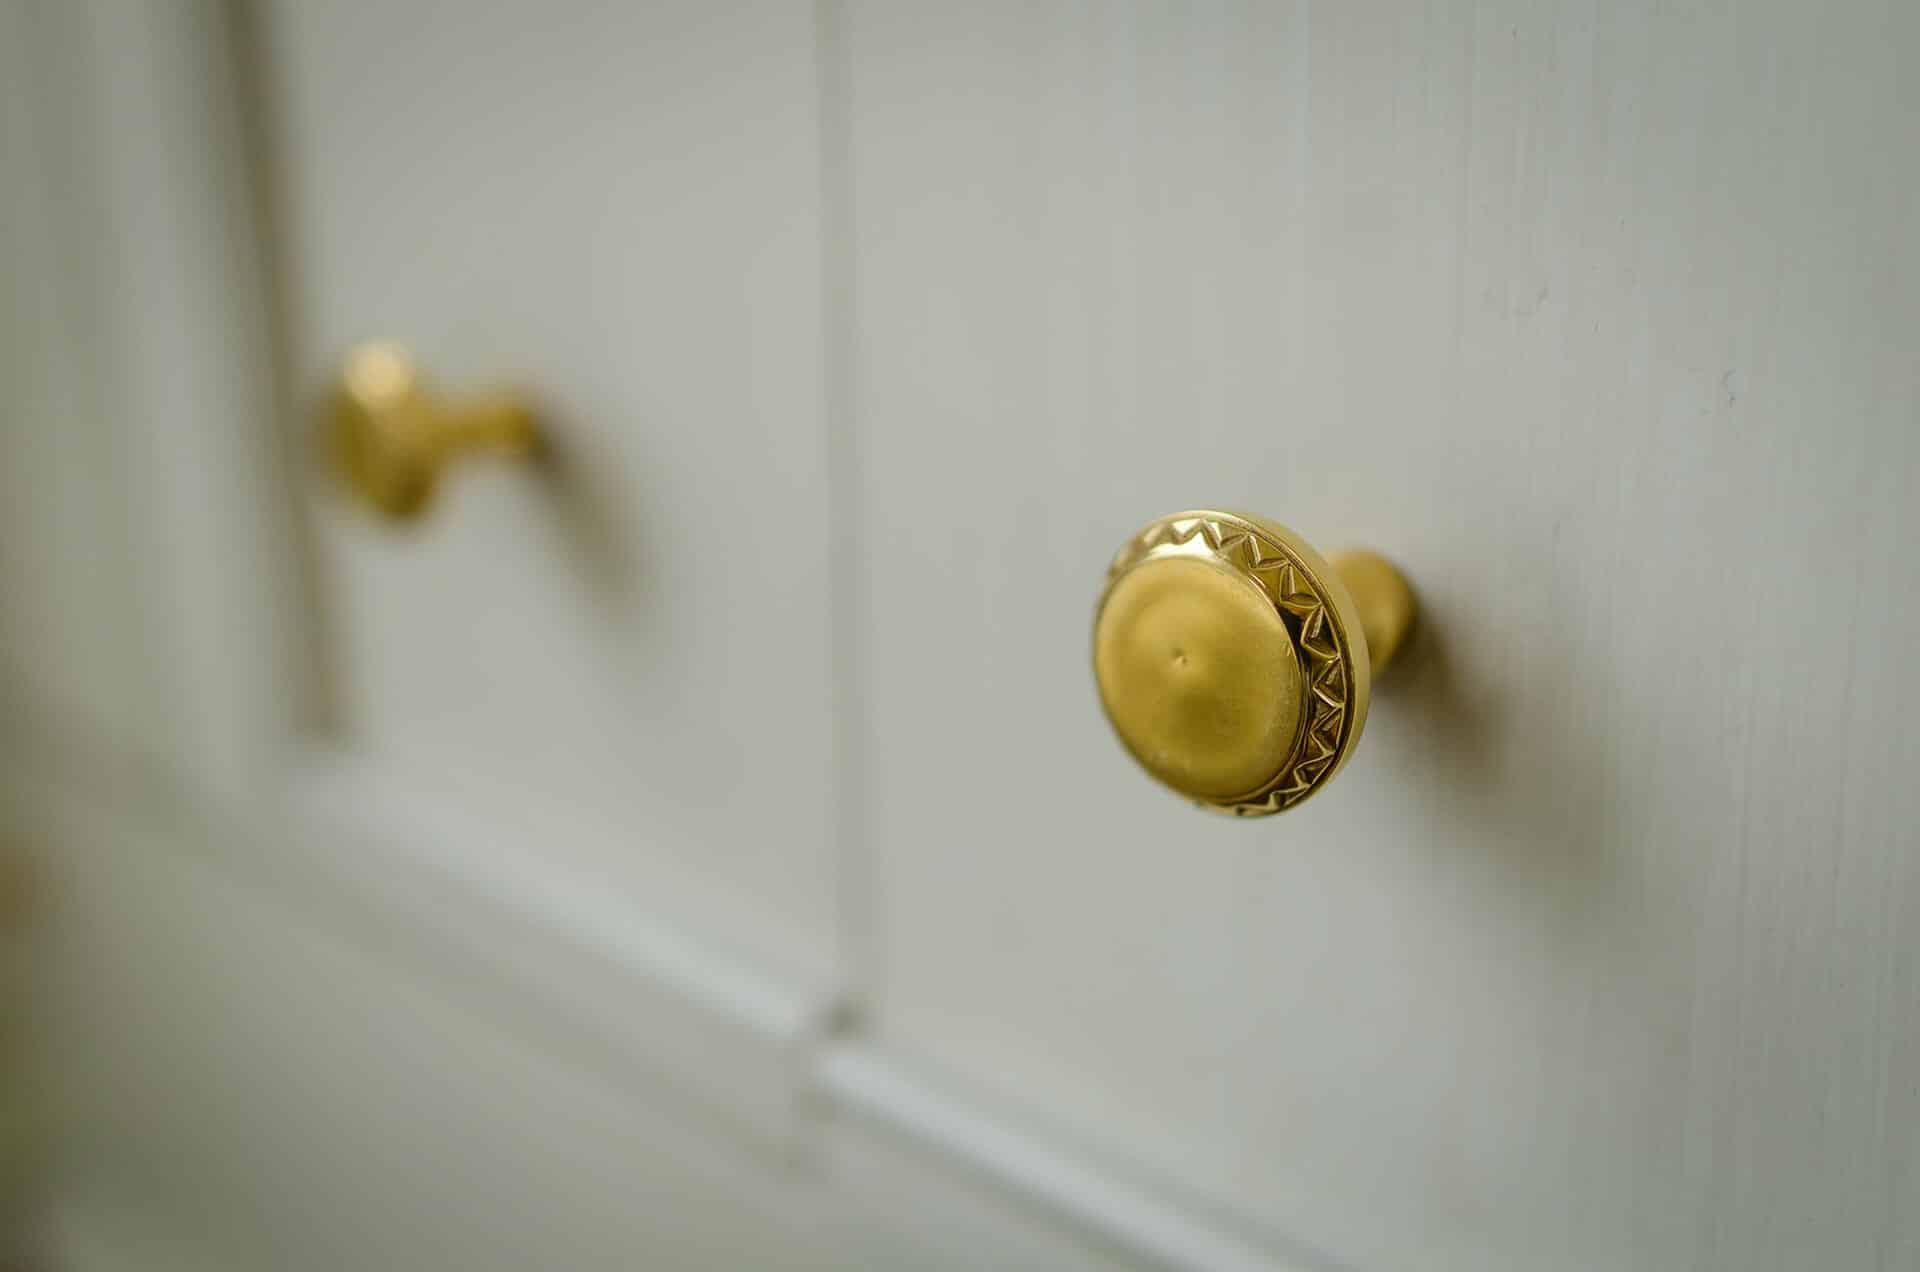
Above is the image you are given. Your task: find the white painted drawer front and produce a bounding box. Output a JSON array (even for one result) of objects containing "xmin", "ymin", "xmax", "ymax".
[
  {"xmin": 258, "ymin": 0, "xmax": 837, "ymax": 967},
  {"xmin": 7, "ymin": 3, "xmax": 1919, "ymax": 1271},
  {"xmin": 842, "ymin": 4, "xmax": 1920, "ymax": 1271}
]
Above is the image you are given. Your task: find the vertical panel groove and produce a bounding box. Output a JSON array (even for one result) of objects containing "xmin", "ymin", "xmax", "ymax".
[{"xmin": 815, "ymin": 0, "xmax": 876, "ymax": 1010}]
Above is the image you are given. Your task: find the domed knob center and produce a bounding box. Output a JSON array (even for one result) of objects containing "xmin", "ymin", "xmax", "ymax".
[{"xmin": 1093, "ymin": 556, "xmax": 1304, "ymax": 801}]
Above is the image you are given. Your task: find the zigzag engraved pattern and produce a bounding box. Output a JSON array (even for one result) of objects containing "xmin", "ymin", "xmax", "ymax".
[{"xmin": 1114, "ymin": 513, "xmax": 1355, "ymax": 815}]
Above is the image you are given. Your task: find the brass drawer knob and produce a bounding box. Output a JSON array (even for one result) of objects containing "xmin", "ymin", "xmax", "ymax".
[
  {"xmin": 1093, "ymin": 510, "xmax": 1414, "ymax": 817},
  {"xmin": 326, "ymin": 343, "xmax": 538, "ymax": 520}
]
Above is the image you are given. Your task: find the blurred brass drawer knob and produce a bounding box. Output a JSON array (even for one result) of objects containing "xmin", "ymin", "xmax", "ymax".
[
  {"xmin": 1093, "ymin": 510, "xmax": 1415, "ymax": 817},
  {"xmin": 326, "ymin": 342, "xmax": 538, "ymax": 520}
]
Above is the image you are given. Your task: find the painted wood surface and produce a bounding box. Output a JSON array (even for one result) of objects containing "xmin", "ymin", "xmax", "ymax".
[
  {"xmin": 0, "ymin": 0, "xmax": 177, "ymax": 767},
  {"xmin": 23, "ymin": 781, "xmax": 1137, "ymax": 1272},
  {"xmin": 6, "ymin": 2, "xmax": 1919, "ymax": 1270},
  {"xmin": 255, "ymin": 0, "xmax": 841, "ymax": 969},
  {"xmin": 841, "ymin": 3, "xmax": 1920, "ymax": 1269}
]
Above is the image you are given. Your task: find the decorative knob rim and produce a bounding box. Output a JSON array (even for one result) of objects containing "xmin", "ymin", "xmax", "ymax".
[{"xmin": 1094, "ymin": 510, "xmax": 1374, "ymax": 816}]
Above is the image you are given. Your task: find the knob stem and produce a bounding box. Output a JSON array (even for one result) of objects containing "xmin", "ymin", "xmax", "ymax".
[
  {"xmin": 1328, "ymin": 549, "xmax": 1415, "ymax": 675},
  {"xmin": 442, "ymin": 392, "xmax": 538, "ymax": 457}
]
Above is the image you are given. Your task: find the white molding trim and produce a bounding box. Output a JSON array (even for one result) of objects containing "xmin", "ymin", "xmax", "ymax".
[
  {"xmin": 1, "ymin": 717, "xmax": 844, "ymax": 1152},
  {"xmin": 819, "ymin": 1046, "xmax": 1329, "ymax": 1272},
  {"xmin": 276, "ymin": 751, "xmax": 844, "ymax": 1149},
  {"xmin": 286, "ymin": 754, "xmax": 826, "ymax": 1050}
]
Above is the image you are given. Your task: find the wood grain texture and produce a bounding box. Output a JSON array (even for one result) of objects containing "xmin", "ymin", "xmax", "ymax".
[{"xmin": 840, "ymin": 2, "xmax": 1920, "ymax": 1268}]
